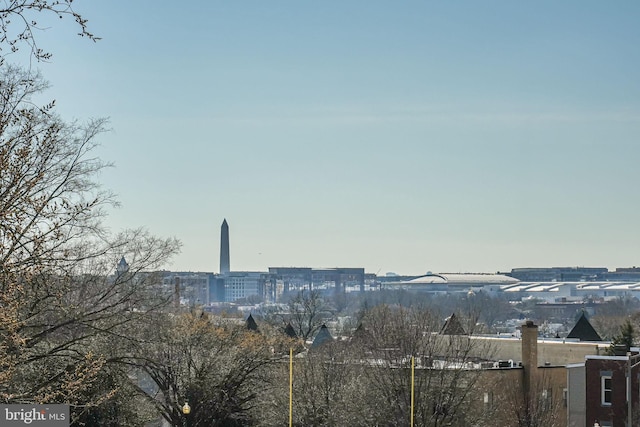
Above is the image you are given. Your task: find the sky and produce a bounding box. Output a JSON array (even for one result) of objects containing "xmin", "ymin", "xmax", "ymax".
[{"xmin": 22, "ymin": 1, "xmax": 640, "ymax": 275}]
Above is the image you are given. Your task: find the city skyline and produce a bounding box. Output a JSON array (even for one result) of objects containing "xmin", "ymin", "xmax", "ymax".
[{"xmin": 30, "ymin": 1, "xmax": 640, "ymax": 275}]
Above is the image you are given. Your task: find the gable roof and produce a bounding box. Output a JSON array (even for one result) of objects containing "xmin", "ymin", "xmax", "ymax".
[
  {"xmin": 440, "ymin": 313, "xmax": 466, "ymax": 335},
  {"xmin": 246, "ymin": 313, "xmax": 259, "ymax": 332},
  {"xmin": 567, "ymin": 312, "xmax": 602, "ymax": 341},
  {"xmin": 283, "ymin": 322, "xmax": 297, "ymax": 339},
  {"xmin": 311, "ymin": 324, "xmax": 334, "ymax": 349}
]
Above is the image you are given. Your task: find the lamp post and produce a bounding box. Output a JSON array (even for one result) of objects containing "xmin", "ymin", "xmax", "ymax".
[{"xmin": 182, "ymin": 402, "xmax": 191, "ymax": 427}]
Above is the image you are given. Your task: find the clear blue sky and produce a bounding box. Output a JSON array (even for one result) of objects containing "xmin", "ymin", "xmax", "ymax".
[{"xmin": 31, "ymin": 1, "xmax": 640, "ymax": 275}]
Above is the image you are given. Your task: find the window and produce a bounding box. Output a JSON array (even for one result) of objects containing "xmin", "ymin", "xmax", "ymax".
[{"xmin": 601, "ymin": 375, "xmax": 612, "ymax": 406}]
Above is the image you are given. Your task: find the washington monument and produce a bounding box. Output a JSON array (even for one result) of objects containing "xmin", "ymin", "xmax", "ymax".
[{"xmin": 220, "ymin": 219, "xmax": 230, "ymax": 274}]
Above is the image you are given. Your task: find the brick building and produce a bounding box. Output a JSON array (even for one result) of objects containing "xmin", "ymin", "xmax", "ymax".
[{"xmin": 583, "ymin": 351, "xmax": 640, "ymax": 427}]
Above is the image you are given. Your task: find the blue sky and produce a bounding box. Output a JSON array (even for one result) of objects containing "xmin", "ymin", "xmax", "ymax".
[{"xmin": 30, "ymin": 1, "xmax": 640, "ymax": 275}]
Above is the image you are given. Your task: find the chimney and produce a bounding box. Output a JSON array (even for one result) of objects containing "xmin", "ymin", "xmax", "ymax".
[{"xmin": 521, "ymin": 320, "xmax": 538, "ymax": 396}]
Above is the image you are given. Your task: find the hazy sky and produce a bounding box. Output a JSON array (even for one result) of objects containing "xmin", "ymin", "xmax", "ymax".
[{"xmin": 30, "ymin": 1, "xmax": 640, "ymax": 275}]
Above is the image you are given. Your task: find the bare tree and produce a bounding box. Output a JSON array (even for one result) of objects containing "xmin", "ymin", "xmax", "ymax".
[
  {"xmin": 0, "ymin": 65, "xmax": 180, "ymax": 420},
  {"xmin": 129, "ymin": 311, "xmax": 294, "ymax": 427},
  {"xmin": 286, "ymin": 289, "xmax": 326, "ymax": 341},
  {"xmin": 351, "ymin": 305, "xmax": 492, "ymax": 427},
  {"xmin": 497, "ymin": 368, "xmax": 565, "ymax": 427},
  {"xmin": 255, "ymin": 333, "xmax": 378, "ymax": 427},
  {"xmin": 0, "ymin": 0, "xmax": 98, "ymax": 64},
  {"xmin": 290, "ymin": 341, "xmax": 368, "ymax": 427}
]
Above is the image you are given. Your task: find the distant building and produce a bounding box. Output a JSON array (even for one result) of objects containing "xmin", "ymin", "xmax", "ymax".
[
  {"xmin": 311, "ymin": 268, "xmax": 365, "ymax": 292},
  {"xmin": 605, "ymin": 267, "xmax": 640, "ymax": 281},
  {"xmin": 382, "ymin": 273, "xmax": 518, "ymax": 294},
  {"xmin": 502, "ymin": 281, "xmax": 640, "ymax": 303},
  {"xmin": 116, "ymin": 256, "xmax": 129, "ymax": 276},
  {"xmin": 223, "ymin": 271, "xmax": 263, "ymax": 302},
  {"xmin": 507, "ymin": 267, "xmax": 609, "ymax": 282},
  {"xmin": 532, "ymin": 301, "xmax": 595, "ymax": 323},
  {"xmin": 268, "ymin": 267, "xmax": 312, "ymax": 294},
  {"xmin": 174, "ymin": 218, "xmax": 640, "ymax": 307},
  {"xmin": 268, "ymin": 267, "xmax": 365, "ymax": 294},
  {"xmin": 161, "ymin": 271, "xmax": 216, "ymax": 306}
]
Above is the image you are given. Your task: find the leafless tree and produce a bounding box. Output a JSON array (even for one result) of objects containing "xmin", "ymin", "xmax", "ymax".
[
  {"xmin": 256, "ymin": 335, "xmax": 376, "ymax": 427},
  {"xmin": 0, "ymin": 0, "xmax": 98, "ymax": 64},
  {"xmin": 127, "ymin": 311, "xmax": 294, "ymax": 427},
  {"xmin": 497, "ymin": 368, "xmax": 565, "ymax": 427},
  {"xmin": 0, "ymin": 65, "xmax": 179, "ymax": 420},
  {"xmin": 256, "ymin": 304, "xmax": 501, "ymax": 427},
  {"xmin": 351, "ymin": 304, "xmax": 493, "ymax": 427},
  {"xmin": 293, "ymin": 342, "xmax": 369, "ymax": 426},
  {"xmin": 285, "ymin": 289, "xmax": 327, "ymax": 341}
]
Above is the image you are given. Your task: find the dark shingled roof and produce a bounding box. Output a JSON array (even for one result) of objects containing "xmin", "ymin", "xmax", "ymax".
[
  {"xmin": 311, "ymin": 324, "xmax": 334, "ymax": 349},
  {"xmin": 246, "ymin": 313, "xmax": 259, "ymax": 332},
  {"xmin": 440, "ymin": 313, "xmax": 466, "ymax": 335},
  {"xmin": 283, "ymin": 322, "xmax": 297, "ymax": 339},
  {"xmin": 567, "ymin": 312, "xmax": 602, "ymax": 341}
]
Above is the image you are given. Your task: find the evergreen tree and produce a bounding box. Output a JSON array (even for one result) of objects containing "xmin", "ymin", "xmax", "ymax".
[{"xmin": 607, "ymin": 319, "xmax": 635, "ymax": 355}]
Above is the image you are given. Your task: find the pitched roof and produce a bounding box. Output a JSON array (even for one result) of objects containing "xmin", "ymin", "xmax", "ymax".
[
  {"xmin": 246, "ymin": 313, "xmax": 259, "ymax": 332},
  {"xmin": 311, "ymin": 324, "xmax": 334, "ymax": 349},
  {"xmin": 283, "ymin": 322, "xmax": 297, "ymax": 339},
  {"xmin": 440, "ymin": 313, "xmax": 466, "ymax": 335},
  {"xmin": 567, "ymin": 312, "xmax": 602, "ymax": 341}
]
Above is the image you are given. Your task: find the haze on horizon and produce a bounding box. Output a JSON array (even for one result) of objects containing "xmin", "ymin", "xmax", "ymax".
[{"xmin": 33, "ymin": 1, "xmax": 640, "ymax": 276}]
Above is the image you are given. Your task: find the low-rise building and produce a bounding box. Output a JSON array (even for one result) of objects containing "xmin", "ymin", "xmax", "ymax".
[{"xmin": 567, "ymin": 349, "xmax": 640, "ymax": 427}]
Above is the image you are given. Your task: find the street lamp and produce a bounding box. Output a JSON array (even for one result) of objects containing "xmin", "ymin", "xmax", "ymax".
[{"xmin": 182, "ymin": 402, "xmax": 191, "ymax": 427}]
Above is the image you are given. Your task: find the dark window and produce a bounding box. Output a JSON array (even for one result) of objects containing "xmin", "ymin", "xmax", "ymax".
[{"xmin": 601, "ymin": 376, "xmax": 612, "ymax": 405}]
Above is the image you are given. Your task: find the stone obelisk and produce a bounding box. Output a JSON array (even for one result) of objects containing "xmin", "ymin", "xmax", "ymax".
[{"xmin": 220, "ymin": 219, "xmax": 230, "ymax": 274}]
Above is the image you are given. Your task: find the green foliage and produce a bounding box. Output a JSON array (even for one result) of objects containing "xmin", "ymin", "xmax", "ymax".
[{"xmin": 607, "ymin": 318, "xmax": 635, "ymax": 355}]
